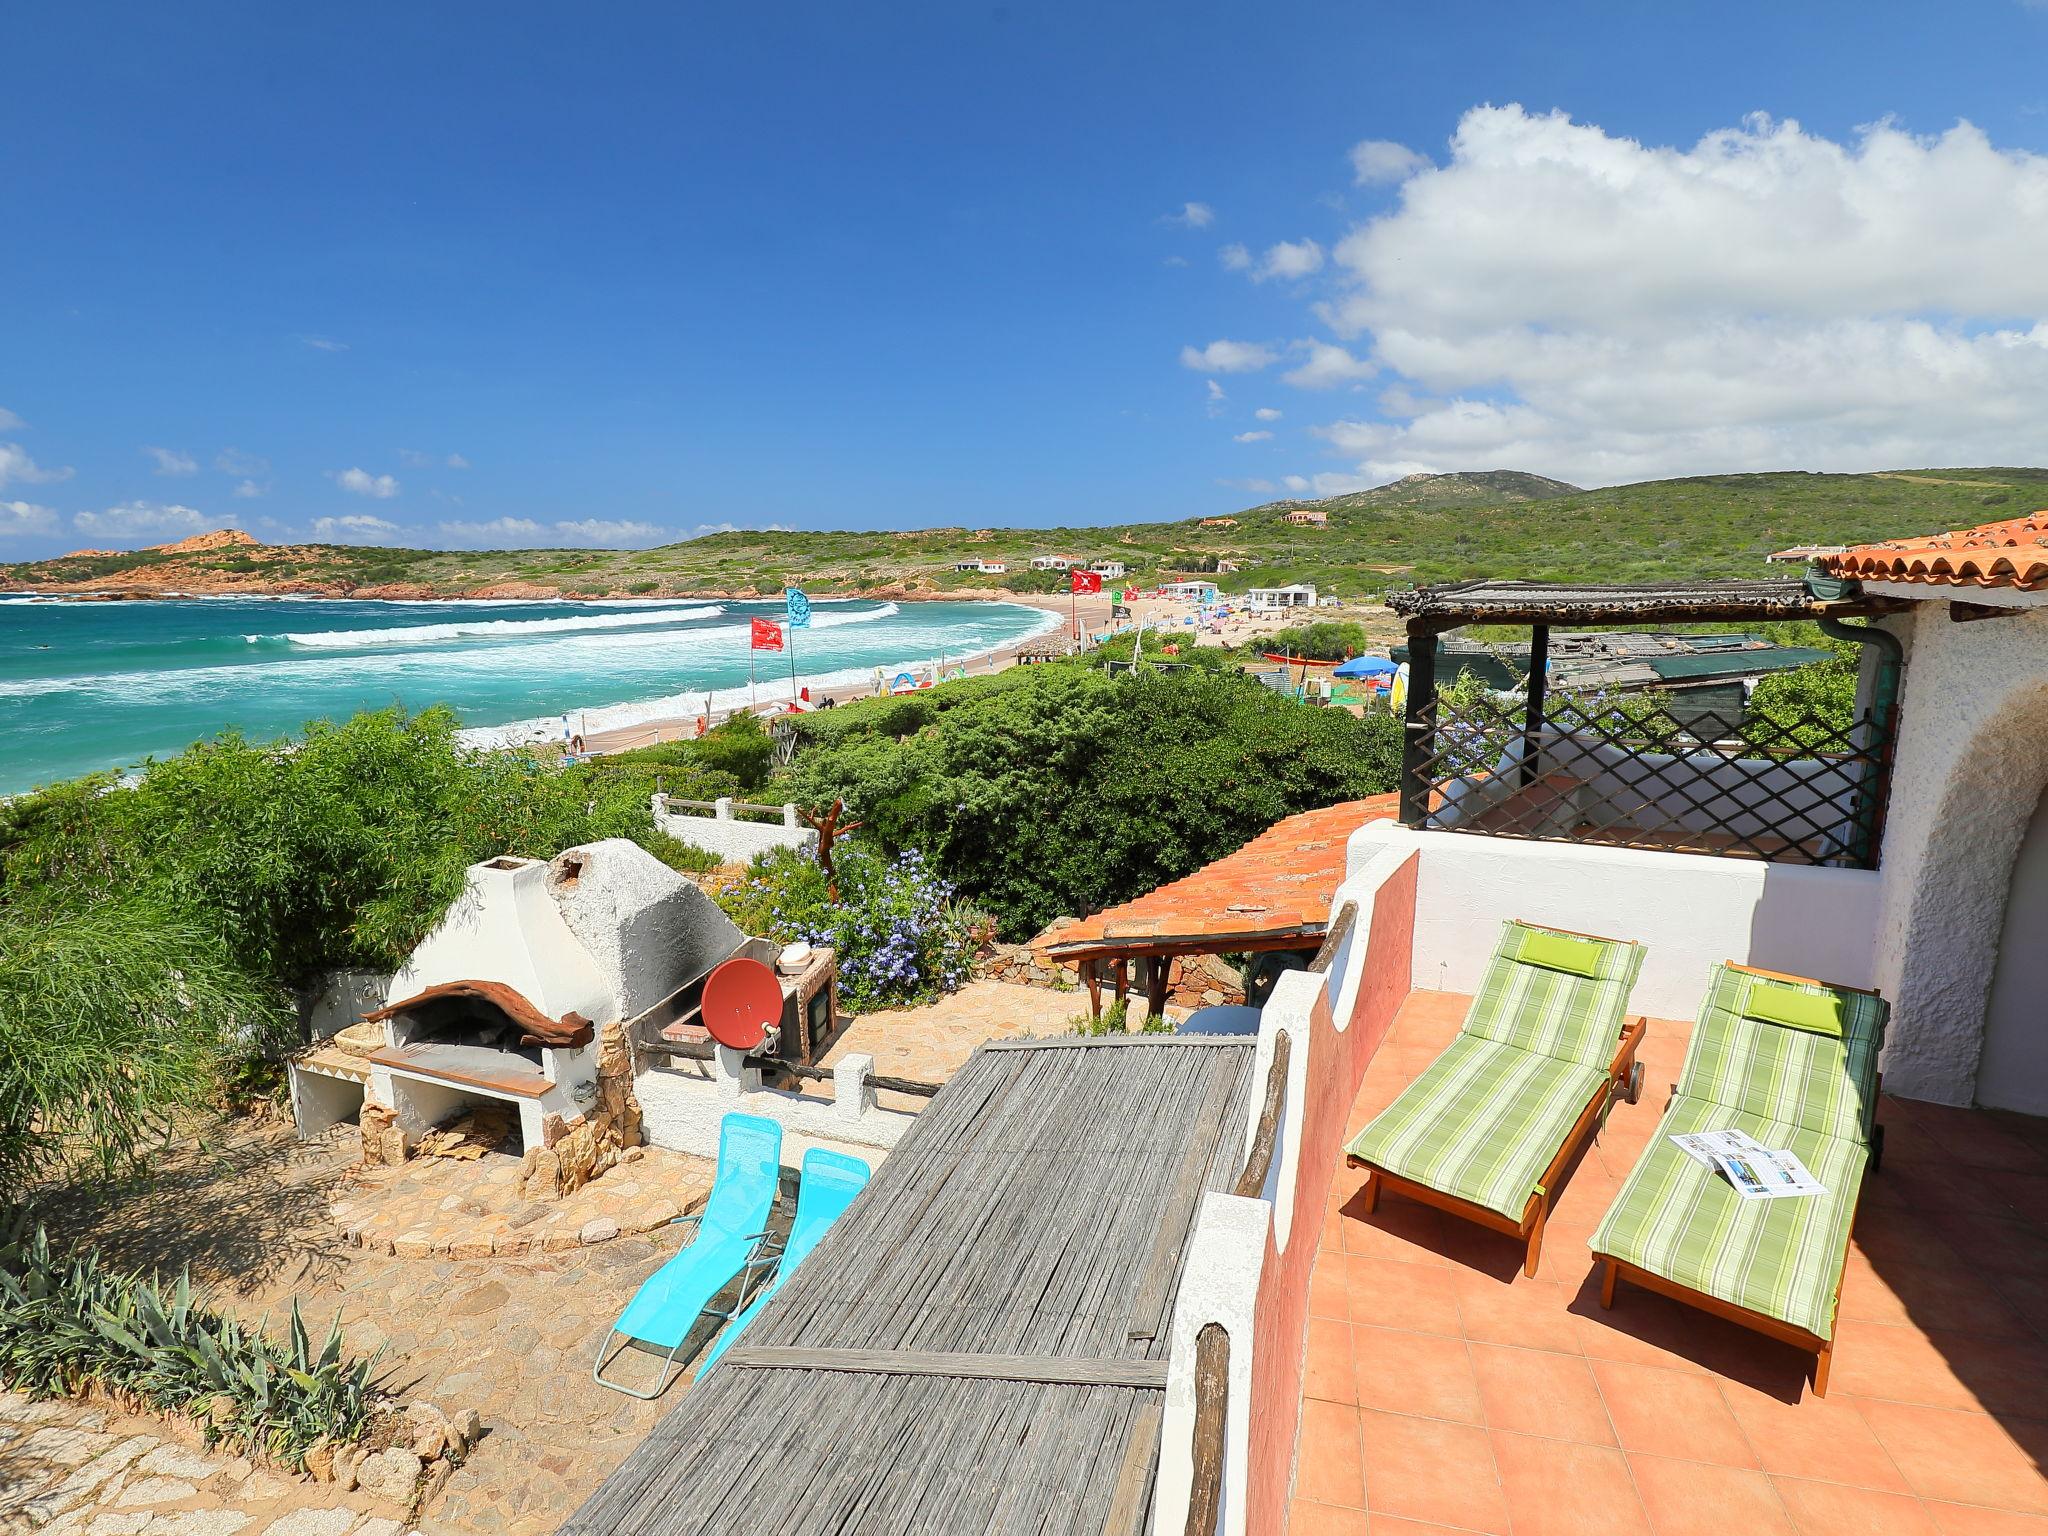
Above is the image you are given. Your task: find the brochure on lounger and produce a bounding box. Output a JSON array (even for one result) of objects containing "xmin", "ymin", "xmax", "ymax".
[{"xmin": 1669, "ymin": 1129, "xmax": 1826, "ymax": 1200}]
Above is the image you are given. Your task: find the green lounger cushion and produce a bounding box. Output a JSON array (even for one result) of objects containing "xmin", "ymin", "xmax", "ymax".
[
  {"xmin": 1347, "ymin": 1034, "xmax": 1607, "ymax": 1220},
  {"xmin": 1590, "ymin": 1093, "xmax": 1866, "ymax": 1339},
  {"xmin": 1683, "ymin": 967, "xmax": 1886, "ymax": 1143},
  {"xmin": 1743, "ymin": 980, "xmax": 1845, "ymax": 1037},
  {"xmin": 1464, "ymin": 920, "xmax": 1645, "ymax": 1071}
]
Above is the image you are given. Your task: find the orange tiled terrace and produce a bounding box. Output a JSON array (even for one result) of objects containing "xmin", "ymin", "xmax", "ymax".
[{"xmin": 1294, "ymin": 990, "xmax": 2048, "ymax": 1536}]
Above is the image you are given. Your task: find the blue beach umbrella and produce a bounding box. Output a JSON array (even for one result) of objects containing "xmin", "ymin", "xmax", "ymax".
[{"xmin": 1332, "ymin": 654, "xmax": 1399, "ymax": 679}]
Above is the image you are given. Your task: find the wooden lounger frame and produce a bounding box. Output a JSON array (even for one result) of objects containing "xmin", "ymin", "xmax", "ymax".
[
  {"xmin": 1595, "ymin": 962, "xmax": 1885, "ymax": 1398},
  {"xmin": 1347, "ymin": 1012, "xmax": 1647, "ymax": 1279}
]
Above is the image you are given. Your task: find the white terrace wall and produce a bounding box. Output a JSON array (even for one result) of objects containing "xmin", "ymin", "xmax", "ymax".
[
  {"xmin": 651, "ymin": 794, "xmax": 818, "ymax": 863},
  {"xmin": 1348, "ymin": 821, "xmax": 1880, "ymax": 1021},
  {"xmin": 1865, "ymin": 597, "xmax": 2048, "ymax": 1104},
  {"xmin": 632, "ymin": 1043, "xmax": 916, "ymax": 1171}
]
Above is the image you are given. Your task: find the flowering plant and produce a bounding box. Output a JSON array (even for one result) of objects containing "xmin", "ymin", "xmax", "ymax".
[{"xmin": 716, "ymin": 842, "xmax": 987, "ymax": 1013}]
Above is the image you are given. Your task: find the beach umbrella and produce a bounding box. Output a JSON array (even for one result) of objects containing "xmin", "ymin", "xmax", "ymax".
[{"xmin": 1333, "ymin": 654, "xmax": 1399, "ymax": 679}]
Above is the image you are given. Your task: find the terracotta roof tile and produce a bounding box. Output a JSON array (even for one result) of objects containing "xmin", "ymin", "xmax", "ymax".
[
  {"xmin": 1808, "ymin": 512, "xmax": 2048, "ymax": 592},
  {"xmin": 1034, "ymin": 792, "xmax": 1401, "ymax": 959}
]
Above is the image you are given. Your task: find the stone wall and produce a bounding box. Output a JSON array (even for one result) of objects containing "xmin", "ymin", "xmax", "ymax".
[
  {"xmin": 517, "ymin": 1021, "xmax": 644, "ymax": 1201},
  {"xmin": 981, "ymin": 942, "xmax": 1244, "ymax": 1010}
]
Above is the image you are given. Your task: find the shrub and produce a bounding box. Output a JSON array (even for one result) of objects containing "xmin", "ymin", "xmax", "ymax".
[
  {"xmin": 1260, "ymin": 620, "xmax": 1370, "ymax": 661},
  {"xmin": 715, "ymin": 843, "xmax": 984, "ymax": 1013},
  {"xmin": 0, "ymin": 1227, "xmax": 378, "ymax": 1469},
  {"xmin": 689, "ymin": 714, "xmax": 775, "ymax": 791}
]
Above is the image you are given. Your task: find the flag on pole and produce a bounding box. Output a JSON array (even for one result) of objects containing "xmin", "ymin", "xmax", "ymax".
[
  {"xmin": 1070, "ymin": 568, "xmax": 1103, "ymax": 594},
  {"xmin": 750, "ymin": 617, "xmax": 784, "ymax": 651},
  {"xmin": 784, "ymin": 587, "xmax": 812, "ymax": 628}
]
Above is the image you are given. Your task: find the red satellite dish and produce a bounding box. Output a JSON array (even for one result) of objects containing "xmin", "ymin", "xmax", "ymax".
[{"xmin": 701, "ymin": 957, "xmax": 783, "ymax": 1053}]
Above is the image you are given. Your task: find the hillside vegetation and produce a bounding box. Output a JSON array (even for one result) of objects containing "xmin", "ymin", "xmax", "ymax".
[{"xmin": 5, "ymin": 467, "xmax": 2045, "ymax": 602}]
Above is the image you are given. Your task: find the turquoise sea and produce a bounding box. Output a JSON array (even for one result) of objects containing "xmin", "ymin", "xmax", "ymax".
[{"xmin": 0, "ymin": 594, "xmax": 1058, "ymax": 795}]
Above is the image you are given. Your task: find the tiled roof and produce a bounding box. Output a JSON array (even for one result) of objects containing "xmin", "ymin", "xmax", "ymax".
[
  {"xmin": 1035, "ymin": 792, "xmax": 1400, "ymax": 960},
  {"xmin": 1810, "ymin": 512, "xmax": 2048, "ymax": 591}
]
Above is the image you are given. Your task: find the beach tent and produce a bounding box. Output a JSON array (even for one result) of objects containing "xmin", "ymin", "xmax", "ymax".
[{"xmin": 1333, "ymin": 654, "xmax": 1399, "ymax": 679}]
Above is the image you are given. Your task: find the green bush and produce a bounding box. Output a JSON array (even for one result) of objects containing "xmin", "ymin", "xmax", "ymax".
[
  {"xmin": 690, "ymin": 714, "xmax": 775, "ymax": 791},
  {"xmin": 0, "ymin": 1227, "xmax": 378, "ymax": 1469},
  {"xmin": 715, "ymin": 843, "xmax": 985, "ymax": 1013},
  {"xmin": 1261, "ymin": 620, "xmax": 1370, "ymax": 660},
  {"xmin": 1749, "ymin": 637, "xmax": 1860, "ymax": 746},
  {"xmin": 783, "ymin": 665, "xmax": 1400, "ymax": 940}
]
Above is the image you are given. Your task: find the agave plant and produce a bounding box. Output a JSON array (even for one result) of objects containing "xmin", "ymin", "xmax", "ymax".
[{"xmin": 0, "ymin": 1226, "xmax": 377, "ymax": 1468}]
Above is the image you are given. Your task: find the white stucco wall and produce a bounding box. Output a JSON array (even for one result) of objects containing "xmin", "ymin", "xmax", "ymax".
[
  {"xmin": 1869, "ymin": 599, "xmax": 2048, "ymax": 1104},
  {"xmin": 652, "ymin": 796, "xmax": 818, "ymax": 864},
  {"xmin": 547, "ymin": 840, "xmax": 744, "ymax": 1019},
  {"xmin": 1347, "ymin": 821, "xmax": 1880, "ymax": 1020},
  {"xmin": 387, "ymin": 855, "xmax": 613, "ymax": 1024},
  {"xmin": 633, "ymin": 1045, "xmax": 917, "ymax": 1162}
]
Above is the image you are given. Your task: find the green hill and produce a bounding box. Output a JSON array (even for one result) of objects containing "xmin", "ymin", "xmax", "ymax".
[{"xmin": 6, "ymin": 467, "xmax": 2044, "ymax": 602}]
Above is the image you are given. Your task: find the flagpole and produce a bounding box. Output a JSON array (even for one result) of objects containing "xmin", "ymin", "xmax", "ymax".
[
  {"xmin": 788, "ymin": 622, "xmax": 798, "ymax": 706},
  {"xmin": 749, "ymin": 647, "xmax": 757, "ymax": 713}
]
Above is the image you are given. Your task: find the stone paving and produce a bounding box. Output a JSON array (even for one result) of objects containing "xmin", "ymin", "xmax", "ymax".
[{"xmin": 25, "ymin": 1127, "xmax": 726, "ymax": 1536}]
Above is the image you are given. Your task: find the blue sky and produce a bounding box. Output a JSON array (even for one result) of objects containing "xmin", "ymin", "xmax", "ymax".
[{"xmin": 6, "ymin": 1, "xmax": 2048, "ymax": 557}]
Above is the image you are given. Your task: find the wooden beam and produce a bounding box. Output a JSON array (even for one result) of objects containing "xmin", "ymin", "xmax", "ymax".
[
  {"xmin": 1183, "ymin": 1324, "xmax": 1230, "ymax": 1536},
  {"xmin": 1399, "ymin": 624, "xmax": 1439, "ymax": 827},
  {"xmin": 719, "ymin": 1346, "xmax": 1170, "ymax": 1388},
  {"xmin": 1520, "ymin": 622, "xmax": 1550, "ymax": 789}
]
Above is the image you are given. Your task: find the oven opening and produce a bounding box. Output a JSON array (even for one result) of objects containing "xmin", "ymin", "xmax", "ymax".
[{"xmin": 391, "ymin": 995, "xmax": 544, "ymax": 1066}]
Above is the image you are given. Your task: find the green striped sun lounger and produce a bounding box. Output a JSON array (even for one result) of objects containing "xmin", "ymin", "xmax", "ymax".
[
  {"xmin": 1591, "ymin": 962, "xmax": 1887, "ymax": 1396},
  {"xmin": 1346, "ymin": 920, "xmax": 1647, "ymax": 1277}
]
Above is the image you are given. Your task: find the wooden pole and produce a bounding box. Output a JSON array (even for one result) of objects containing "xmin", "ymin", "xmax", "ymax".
[
  {"xmin": 1521, "ymin": 622, "xmax": 1550, "ymax": 788},
  {"xmin": 1399, "ymin": 623, "xmax": 1439, "ymax": 828}
]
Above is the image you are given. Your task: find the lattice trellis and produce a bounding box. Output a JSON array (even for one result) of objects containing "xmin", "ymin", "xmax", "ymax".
[{"xmin": 1405, "ymin": 693, "xmax": 1892, "ymax": 868}]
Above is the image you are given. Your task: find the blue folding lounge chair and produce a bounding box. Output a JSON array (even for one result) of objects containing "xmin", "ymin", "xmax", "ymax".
[
  {"xmin": 696, "ymin": 1147, "xmax": 870, "ymax": 1378},
  {"xmin": 592, "ymin": 1112, "xmax": 782, "ymax": 1398}
]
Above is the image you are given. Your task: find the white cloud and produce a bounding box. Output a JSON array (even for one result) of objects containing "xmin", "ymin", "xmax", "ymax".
[
  {"xmin": 1217, "ymin": 477, "xmax": 1280, "ymax": 495},
  {"xmin": 1180, "ymin": 339, "xmax": 1279, "ymax": 373},
  {"xmin": 144, "ymin": 446, "xmax": 198, "ymax": 476},
  {"xmin": 1254, "ymin": 407, "xmax": 1283, "ymax": 421},
  {"xmin": 400, "ymin": 449, "xmax": 471, "ymax": 469},
  {"xmin": 0, "ymin": 500, "xmax": 57, "ymax": 538},
  {"xmin": 552, "ymin": 519, "xmax": 666, "ymax": 546},
  {"xmin": 299, "ymin": 335, "xmax": 349, "ymax": 352},
  {"xmin": 1205, "ymin": 378, "xmax": 1228, "ymax": 417},
  {"xmin": 1351, "ymin": 139, "xmax": 1430, "ymax": 186},
  {"xmin": 446, "ymin": 452, "xmax": 470, "ymax": 470},
  {"xmin": 438, "ymin": 517, "xmax": 545, "ymax": 545},
  {"xmin": 73, "ymin": 502, "xmax": 209, "ymax": 541},
  {"xmin": 1163, "ymin": 201, "xmax": 1215, "ymax": 229},
  {"xmin": 1283, "ymin": 340, "xmax": 1377, "ymax": 389},
  {"xmin": 1263, "ymin": 106, "xmax": 2048, "ymax": 484},
  {"xmin": 0, "ymin": 443, "xmax": 74, "ymax": 489},
  {"xmin": 312, "ymin": 514, "xmax": 402, "ymax": 543},
  {"xmin": 1233, "ymin": 430, "xmax": 1274, "ymax": 443},
  {"xmin": 685, "ymin": 520, "xmax": 792, "ymax": 539},
  {"xmin": 1234, "ymin": 239, "xmax": 1324, "ymax": 283},
  {"xmin": 232, "ymin": 480, "xmax": 267, "ymax": 499},
  {"xmin": 0, "ymin": 408, "xmax": 23, "ymax": 431},
  {"xmin": 333, "ymin": 467, "xmax": 400, "ymax": 499},
  {"xmin": 1162, "ymin": 255, "xmax": 1190, "ymax": 268}
]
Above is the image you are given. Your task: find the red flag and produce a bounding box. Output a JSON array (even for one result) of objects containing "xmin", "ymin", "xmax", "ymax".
[
  {"xmin": 750, "ymin": 617, "xmax": 784, "ymax": 651},
  {"xmin": 1070, "ymin": 568, "xmax": 1103, "ymax": 594}
]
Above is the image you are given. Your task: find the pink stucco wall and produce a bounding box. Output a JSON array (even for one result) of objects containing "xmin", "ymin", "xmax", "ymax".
[{"xmin": 1244, "ymin": 851, "xmax": 1417, "ymax": 1534}]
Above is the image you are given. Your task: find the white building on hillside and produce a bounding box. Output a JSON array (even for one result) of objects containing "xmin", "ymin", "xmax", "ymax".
[{"xmin": 1246, "ymin": 583, "xmax": 1317, "ymax": 610}]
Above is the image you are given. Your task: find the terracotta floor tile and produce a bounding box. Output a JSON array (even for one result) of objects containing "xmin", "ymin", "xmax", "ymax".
[
  {"xmin": 1571, "ymin": 1277, "xmax": 1803, "ymax": 1383},
  {"xmin": 1295, "ymin": 1398, "xmax": 1366, "ymax": 1509},
  {"xmin": 1352, "ymin": 1326, "xmax": 1483, "ymax": 1424},
  {"xmin": 1827, "ymin": 1321, "xmax": 1979, "ymax": 1411},
  {"xmin": 1471, "ymin": 1342, "xmax": 1615, "ymax": 1444},
  {"xmin": 1452, "ymin": 1269, "xmax": 1584, "ymax": 1355},
  {"xmin": 1926, "ymin": 1505, "xmax": 2048, "ymax": 1535},
  {"xmin": 1309, "ymin": 1250, "xmax": 1349, "ymax": 1322},
  {"xmin": 1592, "ymin": 1358, "xmax": 1758, "ymax": 1468},
  {"xmin": 1489, "ymin": 1431, "xmax": 1652, "ymax": 1536},
  {"xmin": 1983, "ymin": 1169, "xmax": 2048, "ymax": 1227},
  {"xmin": 1838, "ymin": 1254, "xmax": 2034, "ymax": 1341},
  {"xmin": 1305, "ymin": 1315, "xmax": 1359, "ymax": 1405},
  {"xmin": 1927, "ymin": 1212, "xmax": 2048, "ymax": 1278},
  {"xmin": 1919, "ymin": 1113, "xmax": 2048, "ymax": 1173},
  {"xmin": 1338, "ymin": 1197, "xmax": 1454, "ymax": 1267},
  {"xmin": 1856, "ymin": 1400, "xmax": 2048, "ymax": 1515},
  {"xmin": 1343, "ymin": 1255, "xmax": 1463, "ymax": 1336},
  {"xmin": 1719, "ymin": 1382, "xmax": 1912, "ymax": 1492},
  {"xmin": 1286, "ymin": 1497, "xmax": 1370, "ymax": 1536},
  {"xmin": 1368, "ymin": 1519, "xmax": 1483, "ymax": 1536},
  {"xmin": 1628, "ymin": 1455, "xmax": 1796, "ymax": 1536},
  {"xmin": 1772, "ymin": 1477, "xmax": 1942, "ymax": 1535},
  {"xmin": 1987, "ymin": 1268, "xmax": 2048, "ymax": 1345},
  {"xmin": 1925, "ymin": 1332, "xmax": 2048, "ymax": 1419},
  {"xmin": 1356, "ymin": 1408, "xmax": 1510, "ymax": 1534}
]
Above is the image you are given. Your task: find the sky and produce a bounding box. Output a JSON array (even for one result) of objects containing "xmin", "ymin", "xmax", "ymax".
[{"xmin": 5, "ymin": 1, "xmax": 2048, "ymax": 558}]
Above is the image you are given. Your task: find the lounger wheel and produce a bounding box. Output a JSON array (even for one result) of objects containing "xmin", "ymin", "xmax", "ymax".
[{"xmin": 1625, "ymin": 1061, "xmax": 1644, "ymax": 1105}]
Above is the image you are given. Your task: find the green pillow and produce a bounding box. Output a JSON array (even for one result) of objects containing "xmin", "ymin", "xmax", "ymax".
[
  {"xmin": 1511, "ymin": 926, "xmax": 1604, "ymax": 978},
  {"xmin": 1743, "ymin": 980, "xmax": 1845, "ymax": 1037}
]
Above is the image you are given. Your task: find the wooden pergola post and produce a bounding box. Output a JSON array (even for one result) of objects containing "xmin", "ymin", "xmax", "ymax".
[
  {"xmin": 1520, "ymin": 622, "xmax": 1550, "ymax": 788},
  {"xmin": 1398, "ymin": 623, "xmax": 1439, "ymax": 828}
]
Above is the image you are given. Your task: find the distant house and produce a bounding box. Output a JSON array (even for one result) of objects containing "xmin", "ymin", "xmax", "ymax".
[
  {"xmin": 1246, "ymin": 583, "xmax": 1318, "ymax": 610},
  {"xmin": 1159, "ymin": 579, "xmax": 1220, "ymax": 603},
  {"xmin": 1030, "ymin": 555, "xmax": 1077, "ymax": 571},
  {"xmin": 953, "ymin": 558, "xmax": 1008, "ymax": 574},
  {"xmin": 1090, "ymin": 560, "xmax": 1128, "ymax": 580},
  {"xmin": 1199, "ymin": 517, "xmax": 1239, "ymax": 530},
  {"xmin": 1284, "ymin": 509, "xmax": 1329, "ymax": 528},
  {"xmin": 1216, "ymin": 558, "xmax": 1243, "ymax": 574}
]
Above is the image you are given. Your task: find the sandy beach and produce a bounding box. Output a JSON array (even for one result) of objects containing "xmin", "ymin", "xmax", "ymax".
[{"xmin": 571, "ymin": 589, "xmax": 1347, "ymax": 757}]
